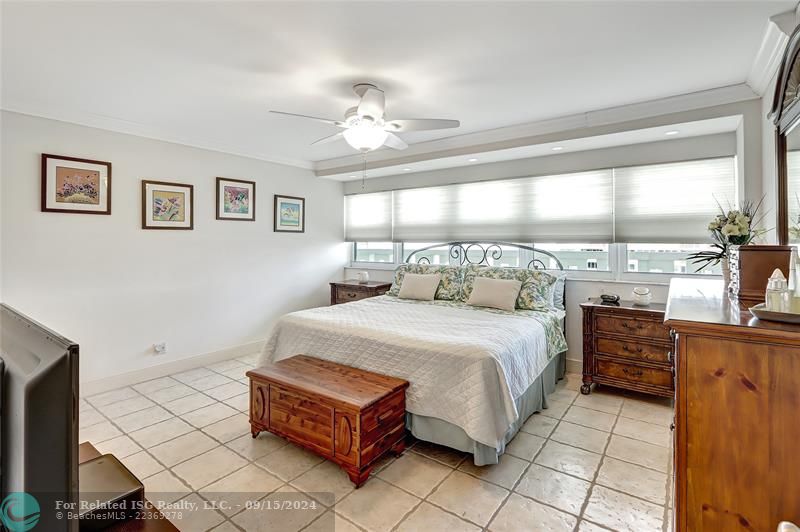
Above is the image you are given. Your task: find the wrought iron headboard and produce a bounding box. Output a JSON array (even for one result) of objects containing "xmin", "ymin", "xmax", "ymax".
[{"xmin": 403, "ymin": 241, "xmax": 565, "ymax": 271}]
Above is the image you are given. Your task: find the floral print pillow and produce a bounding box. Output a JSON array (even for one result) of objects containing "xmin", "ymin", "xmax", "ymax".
[
  {"xmin": 387, "ymin": 264, "xmax": 464, "ymax": 300},
  {"xmin": 461, "ymin": 265, "xmax": 557, "ymax": 310}
]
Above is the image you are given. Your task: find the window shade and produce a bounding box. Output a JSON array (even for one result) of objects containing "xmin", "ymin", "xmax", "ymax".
[
  {"xmin": 344, "ymin": 191, "xmax": 392, "ymax": 241},
  {"xmin": 392, "ymin": 170, "xmax": 613, "ymax": 243},
  {"xmin": 344, "ymin": 156, "xmax": 737, "ymax": 245},
  {"xmin": 614, "ymin": 157, "xmax": 736, "ymax": 244}
]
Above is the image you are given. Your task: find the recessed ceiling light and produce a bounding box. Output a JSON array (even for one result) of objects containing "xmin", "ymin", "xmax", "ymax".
[
  {"xmin": 349, "ymin": 175, "xmax": 357, "ymax": 178},
  {"xmin": 665, "ymin": 130, "xmax": 680, "ymax": 136},
  {"xmin": 551, "ymin": 146, "xmax": 564, "ymax": 151},
  {"xmin": 468, "ymin": 158, "xmax": 478, "ymax": 162},
  {"xmin": 403, "ymin": 168, "xmax": 411, "ymax": 171}
]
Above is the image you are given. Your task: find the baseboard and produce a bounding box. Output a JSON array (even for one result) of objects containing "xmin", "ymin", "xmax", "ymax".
[
  {"xmin": 81, "ymin": 340, "xmax": 264, "ymax": 396},
  {"xmin": 566, "ymin": 358, "xmax": 582, "ymax": 375}
]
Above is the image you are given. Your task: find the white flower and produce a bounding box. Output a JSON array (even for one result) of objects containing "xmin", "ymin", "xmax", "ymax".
[
  {"xmin": 722, "ymin": 223, "xmax": 741, "ymax": 237},
  {"xmin": 734, "ymin": 213, "xmax": 750, "ymax": 229}
]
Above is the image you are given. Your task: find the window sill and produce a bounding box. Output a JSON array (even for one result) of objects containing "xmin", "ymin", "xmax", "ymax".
[{"xmin": 347, "ymin": 262, "xmax": 398, "ymax": 271}]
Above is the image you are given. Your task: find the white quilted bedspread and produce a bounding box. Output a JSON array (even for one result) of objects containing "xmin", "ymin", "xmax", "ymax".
[{"xmin": 258, "ymin": 296, "xmax": 565, "ymax": 448}]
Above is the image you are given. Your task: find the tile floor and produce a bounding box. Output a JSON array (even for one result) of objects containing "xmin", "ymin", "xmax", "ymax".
[{"xmin": 81, "ymin": 356, "xmax": 674, "ymax": 532}]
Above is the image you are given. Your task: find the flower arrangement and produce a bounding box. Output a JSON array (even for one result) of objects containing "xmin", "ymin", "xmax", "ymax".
[{"xmin": 687, "ymin": 198, "xmax": 766, "ymax": 272}]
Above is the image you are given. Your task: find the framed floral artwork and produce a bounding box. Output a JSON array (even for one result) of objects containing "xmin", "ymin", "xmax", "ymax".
[
  {"xmin": 41, "ymin": 153, "xmax": 111, "ymax": 214},
  {"xmin": 216, "ymin": 177, "xmax": 255, "ymax": 221},
  {"xmin": 274, "ymin": 195, "xmax": 305, "ymax": 233},
  {"xmin": 141, "ymin": 180, "xmax": 194, "ymax": 230}
]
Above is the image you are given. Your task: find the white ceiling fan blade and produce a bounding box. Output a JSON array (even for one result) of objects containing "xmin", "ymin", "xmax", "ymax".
[
  {"xmin": 269, "ymin": 110, "xmax": 344, "ymax": 127},
  {"xmin": 311, "ymin": 131, "xmax": 344, "ymax": 146},
  {"xmin": 383, "ymin": 132, "xmax": 408, "ymax": 150},
  {"xmin": 357, "ymin": 88, "xmax": 385, "ymax": 119},
  {"xmin": 384, "ymin": 118, "xmax": 460, "ymax": 132}
]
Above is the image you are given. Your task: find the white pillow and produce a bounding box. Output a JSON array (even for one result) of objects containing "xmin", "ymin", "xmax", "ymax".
[
  {"xmin": 398, "ymin": 273, "xmax": 441, "ymax": 301},
  {"xmin": 466, "ymin": 277, "xmax": 523, "ymax": 311}
]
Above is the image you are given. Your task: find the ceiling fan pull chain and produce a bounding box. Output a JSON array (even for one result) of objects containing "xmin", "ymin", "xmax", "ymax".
[{"xmin": 362, "ymin": 153, "xmax": 367, "ymax": 190}]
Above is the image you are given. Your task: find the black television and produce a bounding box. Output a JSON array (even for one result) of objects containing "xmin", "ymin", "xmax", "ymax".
[{"xmin": 0, "ymin": 303, "xmax": 78, "ymax": 532}]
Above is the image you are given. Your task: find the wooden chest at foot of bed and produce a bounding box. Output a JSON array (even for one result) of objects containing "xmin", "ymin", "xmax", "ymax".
[{"xmin": 247, "ymin": 355, "xmax": 409, "ymax": 487}]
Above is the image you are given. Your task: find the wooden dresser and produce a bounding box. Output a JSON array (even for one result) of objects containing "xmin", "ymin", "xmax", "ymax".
[
  {"xmin": 666, "ymin": 278, "xmax": 800, "ymax": 531},
  {"xmin": 581, "ymin": 299, "xmax": 673, "ymax": 397},
  {"xmin": 330, "ymin": 280, "xmax": 392, "ymax": 305},
  {"xmin": 247, "ymin": 355, "xmax": 408, "ymax": 487}
]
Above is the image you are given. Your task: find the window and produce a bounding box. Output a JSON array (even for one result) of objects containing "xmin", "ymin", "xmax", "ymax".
[
  {"xmin": 353, "ymin": 242, "xmax": 394, "ymax": 263},
  {"xmin": 625, "ymin": 244, "xmax": 721, "ymax": 274},
  {"xmin": 614, "ymin": 157, "xmax": 736, "ymax": 243},
  {"xmin": 391, "ymin": 170, "xmax": 613, "ymax": 243},
  {"xmin": 346, "ymin": 156, "xmax": 737, "ymax": 278},
  {"xmin": 401, "ymin": 242, "xmax": 450, "ymax": 265},
  {"xmin": 535, "ymin": 243, "xmax": 610, "ymax": 272}
]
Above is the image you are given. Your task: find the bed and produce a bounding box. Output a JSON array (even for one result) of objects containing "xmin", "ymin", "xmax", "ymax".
[{"xmin": 257, "ymin": 242, "xmax": 568, "ymax": 465}]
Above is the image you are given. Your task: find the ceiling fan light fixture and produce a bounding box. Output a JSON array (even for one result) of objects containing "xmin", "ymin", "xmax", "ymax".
[{"xmin": 343, "ymin": 123, "xmax": 388, "ymax": 151}]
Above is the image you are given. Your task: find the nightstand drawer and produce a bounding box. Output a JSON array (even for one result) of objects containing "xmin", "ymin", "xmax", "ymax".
[
  {"xmin": 596, "ymin": 337, "xmax": 671, "ymax": 364},
  {"xmin": 330, "ymin": 281, "xmax": 392, "ymax": 305},
  {"xmin": 336, "ymin": 287, "xmax": 370, "ymax": 303},
  {"xmin": 595, "ymin": 315, "xmax": 670, "ymax": 341},
  {"xmin": 596, "ymin": 358, "xmax": 673, "ymax": 388}
]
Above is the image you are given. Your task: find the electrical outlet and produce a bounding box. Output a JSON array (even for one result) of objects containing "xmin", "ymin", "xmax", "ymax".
[{"xmin": 154, "ymin": 342, "xmax": 167, "ymax": 355}]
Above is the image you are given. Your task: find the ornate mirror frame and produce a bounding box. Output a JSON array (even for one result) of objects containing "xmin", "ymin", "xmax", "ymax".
[{"xmin": 771, "ymin": 24, "xmax": 800, "ymax": 245}]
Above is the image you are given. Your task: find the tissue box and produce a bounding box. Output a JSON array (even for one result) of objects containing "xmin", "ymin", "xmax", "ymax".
[{"xmin": 729, "ymin": 245, "xmax": 793, "ymax": 308}]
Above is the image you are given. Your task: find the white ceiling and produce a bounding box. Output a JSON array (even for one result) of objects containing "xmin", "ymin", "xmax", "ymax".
[{"xmin": 1, "ymin": 1, "xmax": 795, "ymax": 168}]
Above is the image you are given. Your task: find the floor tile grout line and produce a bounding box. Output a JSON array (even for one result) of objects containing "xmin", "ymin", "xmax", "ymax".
[
  {"xmin": 87, "ymin": 371, "xmax": 672, "ymax": 531},
  {"xmin": 478, "ymin": 390, "xmax": 581, "ymax": 531}
]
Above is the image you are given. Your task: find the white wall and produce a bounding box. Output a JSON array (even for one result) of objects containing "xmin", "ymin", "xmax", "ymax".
[{"xmin": 1, "ymin": 111, "xmax": 347, "ymax": 386}]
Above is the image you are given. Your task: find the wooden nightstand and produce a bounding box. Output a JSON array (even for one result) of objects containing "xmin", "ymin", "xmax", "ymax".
[
  {"xmin": 581, "ymin": 298, "xmax": 673, "ymax": 397},
  {"xmin": 330, "ymin": 280, "xmax": 392, "ymax": 305}
]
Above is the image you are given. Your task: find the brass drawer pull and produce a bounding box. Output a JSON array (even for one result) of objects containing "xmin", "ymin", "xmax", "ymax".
[
  {"xmin": 622, "ymin": 344, "xmax": 644, "ymax": 354},
  {"xmin": 667, "ymin": 350, "xmax": 673, "ymax": 363},
  {"xmin": 622, "ymin": 368, "xmax": 644, "ymax": 377},
  {"xmin": 621, "ymin": 322, "xmax": 645, "ymax": 330},
  {"xmin": 346, "ymin": 292, "xmax": 357, "ymax": 298}
]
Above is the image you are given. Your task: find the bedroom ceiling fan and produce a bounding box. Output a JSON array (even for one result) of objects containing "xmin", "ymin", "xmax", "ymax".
[{"xmin": 270, "ymin": 83, "xmax": 461, "ymax": 152}]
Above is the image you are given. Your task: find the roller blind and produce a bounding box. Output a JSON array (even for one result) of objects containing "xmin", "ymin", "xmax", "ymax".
[
  {"xmin": 392, "ymin": 169, "xmax": 613, "ymax": 243},
  {"xmin": 344, "ymin": 191, "xmax": 392, "ymax": 241},
  {"xmin": 614, "ymin": 157, "xmax": 736, "ymax": 243}
]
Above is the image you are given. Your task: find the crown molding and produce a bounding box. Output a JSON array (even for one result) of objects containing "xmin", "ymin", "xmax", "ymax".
[
  {"xmin": 314, "ymin": 83, "xmax": 758, "ymax": 177},
  {"xmin": 0, "ymin": 103, "xmax": 315, "ymax": 170},
  {"xmin": 746, "ymin": 11, "xmax": 794, "ymax": 96}
]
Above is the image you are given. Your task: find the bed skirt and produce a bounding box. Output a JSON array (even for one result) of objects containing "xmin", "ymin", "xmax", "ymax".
[{"xmin": 406, "ymin": 350, "xmax": 566, "ymax": 466}]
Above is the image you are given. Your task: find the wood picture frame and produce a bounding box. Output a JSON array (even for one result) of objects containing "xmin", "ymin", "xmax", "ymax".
[
  {"xmin": 273, "ymin": 194, "xmax": 305, "ymax": 233},
  {"xmin": 141, "ymin": 180, "xmax": 194, "ymax": 230},
  {"xmin": 216, "ymin": 177, "xmax": 255, "ymax": 221},
  {"xmin": 41, "ymin": 153, "xmax": 112, "ymax": 215}
]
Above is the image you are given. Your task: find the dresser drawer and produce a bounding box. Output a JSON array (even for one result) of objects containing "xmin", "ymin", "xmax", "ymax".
[
  {"xmin": 596, "ymin": 337, "xmax": 672, "ymax": 364},
  {"xmin": 269, "ymin": 385, "xmax": 333, "ymax": 454},
  {"xmin": 596, "ymin": 358, "xmax": 673, "ymax": 388},
  {"xmin": 336, "ymin": 287, "xmax": 370, "ymax": 303},
  {"xmin": 595, "ymin": 314, "xmax": 670, "ymax": 341}
]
